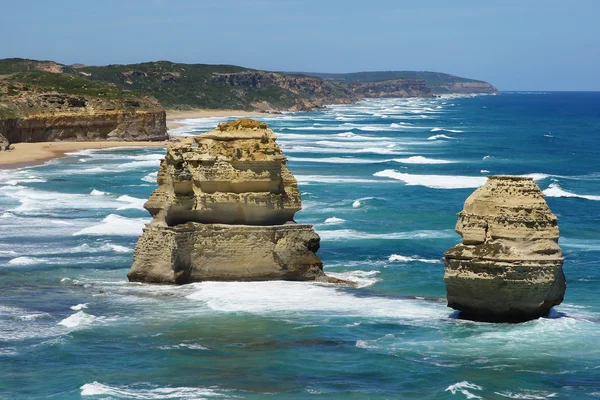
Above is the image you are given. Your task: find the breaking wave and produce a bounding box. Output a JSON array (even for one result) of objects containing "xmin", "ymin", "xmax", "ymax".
[{"xmin": 543, "ymin": 183, "xmax": 600, "ymax": 201}]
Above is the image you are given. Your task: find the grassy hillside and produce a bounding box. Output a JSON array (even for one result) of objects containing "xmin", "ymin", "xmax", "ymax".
[
  {"xmin": 0, "ymin": 59, "xmax": 497, "ymax": 113},
  {"xmin": 68, "ymin": 61, "xmax": 354, "ymax": 110}
]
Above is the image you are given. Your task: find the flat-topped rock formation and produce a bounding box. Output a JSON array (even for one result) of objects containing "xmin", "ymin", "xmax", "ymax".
[
  {"xmin": 444, "ymin": 176, "xmax": 566, "ymax": 322},
  {"xmin": 128, "ymin": 118, "xmax": 336, "ymax": 284}
]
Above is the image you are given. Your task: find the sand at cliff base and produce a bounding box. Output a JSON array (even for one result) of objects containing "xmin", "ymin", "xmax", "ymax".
[
  {"xmin": 0, "ymin": 109, "xmax": 270, "ymax": 169},
  {"xmin": 0, "ymin": 141, "xmax": 167, "ymax": 169}
]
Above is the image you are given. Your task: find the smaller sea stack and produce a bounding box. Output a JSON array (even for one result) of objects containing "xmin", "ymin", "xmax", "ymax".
[
  {"xmin": 128, "ymin": 118, "xmax": 339, "ymax": 284},
  {"xmin": 444, "ymin": 176, "xmax": 566, "ymax": 322}
]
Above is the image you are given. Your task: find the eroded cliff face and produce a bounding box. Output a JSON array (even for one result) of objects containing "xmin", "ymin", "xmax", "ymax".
[
  {"xmin": 0, "ymin": 93, "xmax": 167, "ymax": 143},
  {"xmin": 351, "ymin": 79, "xmax": 433, "ymax": 98},
  {"xmin": 128, "ymin": 119, "xmax": 336, "ymax": 284},
  {"xmin": 210, "ymin": 72, "xmax": 357, "ymax": 111},
  {"xmin": 444, "ymin": 176, "xmax": 566, "ymax": 322},
  {"xmin": 439, "ymin": 81, "xmax": 498, "ymax": 94}
]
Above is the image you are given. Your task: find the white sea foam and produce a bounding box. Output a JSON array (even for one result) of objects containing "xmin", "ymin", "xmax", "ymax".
[
  {"xmin": 521, "ymin": 173, "xmax": 550, "ymax": 181},
  {"xmin": 68, "ymin": 243, "xmax": 133, "ymax": 254},
  {"xmin": 480, "ymin": 170, "xmax": 490, "ymax": 173},
  {"xmin": 392, "ymin": 156, "xmax": 454, "ymax": 164},
  {"xmin": 482, "ymin": 155, "xmax": 492, "ymax": 160},
  {"xmin": 159, "ymin": 343, "xmax": 210, "ymax": 351},
  {"xmin": 3, "ymin": 178, "xmax": 47, "ymax": 186},
  {"xmin": 326, "ymin": 270, "xmax": 381, "ymax": 288},
  {"xmin": 116, "ymin": 195, "xmax": 146, "ymax": 210},
  {"xmin": 282, "ymin": 145, "xmax": 407, "ymax": 156},
  {"xmin": 287, "ymin": 156, "xmax": 385, "ymax": 164},
  {"xmin": 430, "ymin": 127, "xmax": 464, "ymax": 133},
  {"xmin": 388, "ymin": 254, "xmax": 441, "ymax": 264},
  {"xmin": 186, "ymin": 281, "xmax": 446, "ymax": 321},
  {"xmin": 73, "ymin": 214, "xmax": 149, "ymax": 236},
  {"xmin": 7, "ymin": 256, "xmax": 47, "ymax": 266},
  {"xmin": 70, "ymin": 303, "xmax": 89, "ymax": 311},
  {"xmin": 0, "ymin": 186, "xmax": 148, "ymax": 214},
  {"xmin": 324, "ymin": 217, "xmax": 345, "ymax": 224},
  {"xmin": 80, "ymin": 381, "xmax": 228, "ymax": 398},
  {"xmin": 543, "ymin": 183, "xmax": 600, "ymax": 201},
  {"xmin": 296, "ymin": 175, "xmax": 388, "ymax": 184},
  {"xmin": 142, "ymin": 171, "xmax": 158, "ymax": 183},
  {"xmin": 317, "ymin": 229, "xmax": 455, "ymax": 241},
  {"xmin": 0, "ymin": 250, "xmax": 19, "ymax": 257},
  {"xmin": 373, "ymin": 170, "xmax": 486, "ymax": 189},
  {"xmin": 58, "ymin": 311, "xmax": 96, "ymax": 328},
  {"xmin": 445, "ymin": 381, "xmax": 484, "ymax": 399},
  {"xmin": 352, "ymin": 196, "xmax": 378, "ymax": 208},
  {"xmin": 315, "ymin": 140, "xmax": 399, "ymax": 149},
  {"xmin": 494, "ymin": 390, "xmax": 558, "ymax": 399},
  {"xmin": 427, "ymin": 134, "xmax": 454, "ymax": 140}
]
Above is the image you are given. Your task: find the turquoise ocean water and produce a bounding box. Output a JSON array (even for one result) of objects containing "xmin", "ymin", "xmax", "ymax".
[{"xmin": 1, "ymin": 92, "xmax": 599, "ymax": 399}]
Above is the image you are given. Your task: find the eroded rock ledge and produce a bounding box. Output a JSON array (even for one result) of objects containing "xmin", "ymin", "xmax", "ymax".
[
  {"xmin": 0, "ymin": 93, "xmax": 167, "ymax": 144},
  {"xmin": 444, "ymin": 176, "xmax": 566, "ymax": 322},
  {"xmin": 129, "ymin": 119, "xmax": 338, "ymax": 284}
]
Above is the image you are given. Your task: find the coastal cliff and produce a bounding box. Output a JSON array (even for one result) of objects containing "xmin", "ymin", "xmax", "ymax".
[
  {"xmin": 0, "ymin": 66, "xmax": 167, "ymax": 144},
  {"xmin": 444, "ymin": 176, "xmax": 566, "ymax": 322},
  {"xmin": 0, "ymin": 94, "xmax": 167, "ymax": 143},
  {"xmin": 0, "ymin": 58, "xmax": 498, "ymax": 122},
  {"xmin": 351, "ymin": 78, "xmax": 432, "ymax": 98},
  {"xmin": 129, "ymin": 119, "xmax": 339, "ymax": 284},
  {"xmin": 304, "ymin": 71, "xmax": 498, "ymax": 95}
]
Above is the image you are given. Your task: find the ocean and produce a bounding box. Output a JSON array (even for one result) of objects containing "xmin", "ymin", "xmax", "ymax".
[{"xmin": 1, "ymin": 92, "xmax": 599, "ymax": 399}]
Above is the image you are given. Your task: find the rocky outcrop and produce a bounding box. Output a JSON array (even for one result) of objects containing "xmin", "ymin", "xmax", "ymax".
[
  {"xmin": 351, "ymin": 79, "xmax": 433, "ymax": 98},
  {"xmin": 0, "ymin": 93, "xmax": 167, "ymax": 143},
  {"xmin": 439, "ymin": 81, "xmax": 498, "ymax": 94},
  {"xmin": 210, "ymin": 71, "xmax": 357, "ymax": 111},
  {"xmin": 0, "ymin": 133, "xmax": 12, "ymax": 151},
  {"xmin": 128, "ymin": 118, "xmax": 337, "ymax": 284},
  {"xmin": 444, "ymin": 176, "xmax": 566, "ymax": 322}
]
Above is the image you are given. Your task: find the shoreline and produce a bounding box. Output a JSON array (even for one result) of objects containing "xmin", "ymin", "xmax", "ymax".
[
  {"xmin": 0, "ymin": 141, "xmax": 167, "ymax": 170},
  {"xmin": 166, "ymin": 109, "xmax": 271, "ymax": 129},
  {"xmin": 1, "ymin": 109, "xmax": 268, "ymax": 170}
]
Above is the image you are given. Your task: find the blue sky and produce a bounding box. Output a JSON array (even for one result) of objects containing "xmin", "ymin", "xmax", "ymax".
[{"xmin": 1, "ymin": 0, "xmax": 598, "ymax": 91}]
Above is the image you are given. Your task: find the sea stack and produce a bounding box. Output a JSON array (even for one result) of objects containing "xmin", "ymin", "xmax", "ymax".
[
  {"xmin": 128, "ymin": 118, "xmax": 332, "ymax": 284},
  {"xmin": 444, "ymin": 176, "xmax": 566, "ymax": 322}
]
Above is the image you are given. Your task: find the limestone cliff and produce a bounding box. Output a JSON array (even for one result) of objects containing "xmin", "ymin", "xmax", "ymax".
[
  {"xmin": 350, "ymin": 79, "xmax": 433, "ymax": 98},
  {"xmin": 444, "ymin": 176, "xmax": 566, "ymax": 322},
  {"xmin": 439, "ymin": 81, "xmax": 498, "ymax": 94},
  {"xmin": 0, "ymin": 69, "xmax": 167, "ymax": 144},
  {"xmin": 128, "ymin": 119, "xmax": 336, "ymax": 284},
  {"xmin": 209, "ymin": 71, "xmax": 357, "ymax": 111},
  {"xmin": 0, "ymin": 93, "xmax": 167, "ymax": 144}
]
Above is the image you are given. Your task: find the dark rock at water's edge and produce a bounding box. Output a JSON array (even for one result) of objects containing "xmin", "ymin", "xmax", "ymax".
[
  {"xmin": 0, "ymin": 133, "xmax": 13, "ymax": 151},
  {"xmin": 444, "ymin": 176, "xmax": 566, "ymax": 323},
  {"xmin": 128, "ymin": 119, "xmax": 343, "ymax": 284}
]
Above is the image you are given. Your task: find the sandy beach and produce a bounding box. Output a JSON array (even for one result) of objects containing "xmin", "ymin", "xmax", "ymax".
[
  {"xmin": 0, "ymin": 109, "xmax": 267, "ymax": 169},
  {"xmin": 0, "ymin": 141, "xmax": 167, "ymax": 169},
  {"xmin": 166, "ymin": 109, "xmax": 270, "ymax": 129}
]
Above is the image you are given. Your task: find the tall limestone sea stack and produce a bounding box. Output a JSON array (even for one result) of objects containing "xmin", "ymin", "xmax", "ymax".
[
  {"xmin": 444, "ymin": 176, "xmax": 566, "ymax": 322},
  {"xmin": 128, "ymin": 118, "xmax": 336, "ymax": 284}
]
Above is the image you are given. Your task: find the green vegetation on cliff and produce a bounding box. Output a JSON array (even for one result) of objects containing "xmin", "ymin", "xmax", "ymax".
[
  {"xmin": 0, "ymin": 58, "xmax": 498, "ymax": 114},
  {"xmin": 68, "ymin": 62, "xmax": 354, "ymax": 110},
  {"xmin": 301, "ymin": 71, "xmax": 498, "ymax": 94}
]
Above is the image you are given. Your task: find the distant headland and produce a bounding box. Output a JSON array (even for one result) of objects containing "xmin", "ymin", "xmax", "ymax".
[{"xmin": 0, "ymin": 57, "xmax": 497, "ymax": 166}]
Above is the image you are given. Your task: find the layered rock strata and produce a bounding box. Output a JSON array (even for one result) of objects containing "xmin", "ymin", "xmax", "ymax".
[
  {"xmin": 444, "ymin": 176, "xmax": 566, "ymax": 322},
  {"xmin": 0, "ymin": 93, "xmax": 167, "ymax": 143},
  {"xmin": 129, "ymin": 119, "xmax": 334, "ymax": 284}
]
